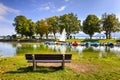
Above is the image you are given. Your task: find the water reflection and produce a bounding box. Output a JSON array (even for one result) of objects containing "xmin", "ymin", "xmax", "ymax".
[
  {"xmin": 0, "ymin": 42, "xmax": 120, "ymax": 58},
  {"xmin": 0, "ymin": 42, "xmax": 16, "ymax": 57},
  {"xmin": 47, "ymin": 45, "xmax": 120, "ymax": 58}
]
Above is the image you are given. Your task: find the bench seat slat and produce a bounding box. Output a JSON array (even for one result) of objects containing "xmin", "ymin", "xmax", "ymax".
[
  {"xmin": 27, "ymin": 60, "xmax": 71, "ymax": 63},
  {"xmin": 25, "ymin": 54, "xmax": 72, "ymax": 60}
]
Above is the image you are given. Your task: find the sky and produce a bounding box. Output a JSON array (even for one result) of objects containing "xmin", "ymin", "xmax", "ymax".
[{"xmin": 0, "ymin": 0, "xmax": 120, "ymax": 36}]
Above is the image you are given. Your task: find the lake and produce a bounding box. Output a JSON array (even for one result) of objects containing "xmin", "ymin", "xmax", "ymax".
[{"xmin": 0, "ymin": 42, "xmax": 120, "ymax": 58}]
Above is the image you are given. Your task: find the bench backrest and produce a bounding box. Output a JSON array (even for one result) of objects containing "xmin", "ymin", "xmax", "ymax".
[{"xmin": 25, "ymin": 54, "xmax": 72, "ymax": 60}]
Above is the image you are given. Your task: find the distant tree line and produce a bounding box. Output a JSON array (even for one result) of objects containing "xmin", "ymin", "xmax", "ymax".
[
  {"xmin": 13, "ymin": 13, "xmax": 120, "ymax": 39},
  {"xmin": 13, "ymin": 13, "xmax": 80, "ymax": 39}
]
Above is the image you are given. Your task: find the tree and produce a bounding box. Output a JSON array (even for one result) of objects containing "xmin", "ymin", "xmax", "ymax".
[
  {"xmin": 59, "ymin": 13, "xmax": 81, "ymax": 39},
  {"xmin": 83, "ymin": 14, "xmax": 100, "ymax": 39},
  {"xmin": 36, "ymin": 19, "xmax": 49, "ymax": 39},
  {"xmin": 13, "ymin": 15, "xmax": 28, "ymax": 38},
  {"xmin": 46, "ymin": 16, "xmax": 59, "ymax": 39},
  {"xmin": 101, "ymin": 13, "xmax": 120, "ymax": 39},
  {"xmin": 13, "ymin": 15, "xmax": 36, "ymax": 39}
]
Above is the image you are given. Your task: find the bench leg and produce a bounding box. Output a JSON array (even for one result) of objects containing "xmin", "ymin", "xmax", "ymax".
[
  {"xmin": 33, "ymin": 62, "xmax": 37, "ymax": 71},
  {"xmin": 32, "ymin": 54, "xmax": 36, "ymax": 71},
  {"xmin": 61, "ymin": 62, "xmax": 64, "ymax": 69},
  {"xmin": 62, "ymin": 54, "xmax": 65, "ymax": 69}
]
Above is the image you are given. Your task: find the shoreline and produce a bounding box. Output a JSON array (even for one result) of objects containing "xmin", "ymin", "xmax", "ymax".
[
  {"xmin": 0, "ymin": 39, "xmax": 56, "ymax": 43},
  {"xmin": 0, "ymin": 39, "xmax": 120, "ymax": 44}
]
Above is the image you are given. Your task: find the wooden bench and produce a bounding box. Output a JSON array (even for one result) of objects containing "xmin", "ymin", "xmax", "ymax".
[{"xmin": 25, "ymin": 54, "xmax": 72, "ymax": 71}]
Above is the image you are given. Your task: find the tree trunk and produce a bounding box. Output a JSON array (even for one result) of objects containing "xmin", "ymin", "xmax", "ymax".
[
  {"xmin": 105, "ymin": 32, "xmax": 108, "ymax": 39},
  {"xmin": 108, "ymin": 32, "xmax": 111, "ymax": 39},
  {"xmin": 90, "ymin": 35, "xmax": 92, "ymax": 39},
  {"xmin": 21, "ymin": 34, "xmax": 23, "ymax": 38},
  {"xmin": 67, "ymin": 33, "xmax": 70, "ymax": 39},
  {"xmin": 53, "ymin": 33, "xmax": 56, "ymax": 39},
  {"xmin": 40, "ymin": 34, "xmax": 42, "ymax": 39},
  {"xmin": 46, "ymin": 33, "xmax": 48, "ymax": 39}
]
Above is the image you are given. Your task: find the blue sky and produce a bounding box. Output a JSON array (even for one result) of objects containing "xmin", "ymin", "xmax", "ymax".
[{"xmin": 0, "ymin": 0, "xmax": 120, "ymax": 36}]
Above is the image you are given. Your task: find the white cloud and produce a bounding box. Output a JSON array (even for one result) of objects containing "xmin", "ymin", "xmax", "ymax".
[
  {"xmin": 116, "ymin": 13, "xmax": 120, "ymax": 21},
  {"xmin": 0, "ymin": 16, "xmax": 12, "ymax": 23},
  {"xmin": 0, "ymin": 3, "xmax": 20, "ymax": 15},
  {"xmin": 0, "ymin": 3, "xmax": 20, "ymax": 23},
  {"xmin": 44, "ymin": 6, "xmax": 50, "ymax": 10},
  {"xmin": 39, "ymin": 6, "xmax": 50, "ymax": 10},
  {"xmin": 57, "ymin": 6, "xmax": 66, "ymax": 12},
  {"xmin": 38, "ymin": 2, "xmax": 55, "ymax": 11},
  {"xmin": 38, "ymin": 2, "xmax": 67, "ymax": 12}
]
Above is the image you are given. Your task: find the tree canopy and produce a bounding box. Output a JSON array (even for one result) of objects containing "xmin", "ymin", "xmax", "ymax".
[
  {"xmin": 46, "ymin": 16, "xmax": 59, "ymax": 39},
  {"xmin": 13, "ymin": 13, "xmax": 120, "ymax": 40},
  {"xmin": 101, "ymin": 13, "xmax": 120, "ymax": 39},
  {"xmin": 13, "ymin": 15, "xmax": 36, "ymax": 38},
  {"xmin": 36, "ymin": 19, "xmax": 50, "ymax": 39},
  {"xmin": 83, "ymin": 14, "xmax": 100, "ymax": 39},
  {"xmin": 13, "ymin": 15, "xmax": 28, "ymax": 37},
  {"xmin": 59, "ymin": 13, "xmax": 81, "ymax": 39}
]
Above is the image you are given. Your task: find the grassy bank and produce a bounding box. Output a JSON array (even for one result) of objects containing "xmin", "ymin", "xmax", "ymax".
[
  {"xmin": 66, "ymin": 39, "xmax": 120, "ymax": 43},
  {"xmin": 1, "ymin": 54, "xmax": 120, "ymax": 80}
]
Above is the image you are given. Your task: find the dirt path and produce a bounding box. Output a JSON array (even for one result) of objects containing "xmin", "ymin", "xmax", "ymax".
[
  {"xmin": 66, "ymin": 62, "xmax": 98, "ymax": 73},
  {"xmin": 37, "ymin": 61, "xmax": 98, "ymax": 73}
]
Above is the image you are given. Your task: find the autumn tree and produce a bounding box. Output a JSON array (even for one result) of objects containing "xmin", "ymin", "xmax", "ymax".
[
  {"xmin": 25, "ymin": 19, "xmax": 36, "ymax": 38},
  {"xmin": 36, "ymin": 19, "xmax": 49, "ymax": 39}
]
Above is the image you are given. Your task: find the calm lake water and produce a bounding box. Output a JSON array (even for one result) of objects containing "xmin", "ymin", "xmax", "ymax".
[{"xmin": 0, "ymin": 42, "xmax": 120, "ymax": 58}]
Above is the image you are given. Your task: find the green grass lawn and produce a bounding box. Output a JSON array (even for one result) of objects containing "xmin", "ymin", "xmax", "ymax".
[
  {"xmin": 66, "ymin": 39, "xmax": 120, "ymax": 43},
  {"xmin": 0, "ymin": 40, "xmax": 120, "ymax": 80},
  {"xmin": 1, "ymin": 53, "xmax": 120, "ymax": 80}
]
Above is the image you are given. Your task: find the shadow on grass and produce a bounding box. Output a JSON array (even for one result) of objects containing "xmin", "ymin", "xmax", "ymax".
[{"xmin": 6, "ymin": 66, "xmax": 63, "ymax": 74}]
